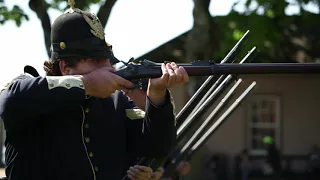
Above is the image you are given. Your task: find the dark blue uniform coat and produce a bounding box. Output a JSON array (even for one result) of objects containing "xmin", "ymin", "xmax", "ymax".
[{"xmin": 0, "ymin": 73, "xmax": 176, "ymax": 180}]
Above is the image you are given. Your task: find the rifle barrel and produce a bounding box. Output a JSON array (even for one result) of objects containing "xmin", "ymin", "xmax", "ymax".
[
  {"xmin": 190, "ymin": 47, "xmax": 256, "ymax": 115},
  {"xmin": 116, "ymin": 63, "xmax": 320, "ymax": 80},
  {"xmin": 184, "ymin": 63, "xmax": 320, "ymax": 76}
]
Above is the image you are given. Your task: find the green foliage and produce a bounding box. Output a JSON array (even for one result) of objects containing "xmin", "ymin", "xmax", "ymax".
[
  {"xmin": 0, "ymin": 0, "xmax": 319, "ymax": 62},
  {"xmin": 0, "ymin": 0, "xmax": 103, "ymax": 25},
  {"xmin": 213, "ymin": 0, "xmax": 319, "ymax": 62},
  {"xmin": 0, "ymin": 3, "xmax": 29, "ymax": 26}
]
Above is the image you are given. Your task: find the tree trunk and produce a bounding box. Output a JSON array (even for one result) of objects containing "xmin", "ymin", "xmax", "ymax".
[
  {"xmin": 28, "ymin": 0, "xmax": 118, "ymax": 58},
  {"xmin": 184, "ymin": 0, "xmax": 220, "ymax": 96},
  {"xmin": 185, "ymin": 0, "xmax": 220, "ymax": 62},
  {"xmin": 29, "ymin": 0, "xmax": 51, "ymax": 57},
  {"xmin": 97, "ymin": 0, "xmax": 118, "ymax": 28}
]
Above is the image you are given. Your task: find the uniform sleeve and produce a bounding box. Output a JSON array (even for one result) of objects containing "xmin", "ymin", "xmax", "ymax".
[
  {"xmin": 125, "ymin": 90, "xmax": 177, "ymax": 159},
  {"xmin": 0, "ymin": 74, "xmax": 86, "ymax": 130}
]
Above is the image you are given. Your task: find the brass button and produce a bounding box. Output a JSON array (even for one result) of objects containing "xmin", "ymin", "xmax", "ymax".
[
  {"xmin": 65, "ymin": 83, "xmax": 70, "ymax": 87},
  {"xmin": 60, "ymin": 42, "xmax": 66, "ymax": 49},
  {"xmin": 94, "ymin": 166, "xmax": 99, "ymax": 172},
  {"xmin": 85, "ymin": 108, "xmax": 90, "ymax": 113},
  {"xmin": 84, "ymin": 124, "xmax": 89, "ymax": 128},
  {"xmin": 79, "ymin": 84, "xmax": 84, "ymax": 88},
  {"xmin": 85, "ymin": 137, "xmax": 90, "ymax": 143},
  {"xmin": 89, "ymin": 152, "xmax": 94, "ymax": 157},
  {"xmin": 49, "ymin": 83, "xmax": 54, "ymax": 87}
]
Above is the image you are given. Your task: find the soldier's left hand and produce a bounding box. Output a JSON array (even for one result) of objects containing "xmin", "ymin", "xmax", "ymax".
[
  {"xmin": 127, "ymin": 165, "xmax": 153, "ymax": 180},
  {"xmin": 176, "ymin": 161, "xmax": 191, "ymax": 176},
  {"xmin": 148, "ymin": 62, "xmax": 189, "ymax": 92},
  {"xmin": 151, "ymin": 167, "xmax": 164, "ymax": 180}
]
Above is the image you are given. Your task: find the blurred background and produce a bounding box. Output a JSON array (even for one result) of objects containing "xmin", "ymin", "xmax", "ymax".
[{"xmin": 0, "ymin": 0, "xmax": 320, "ymax": 179}]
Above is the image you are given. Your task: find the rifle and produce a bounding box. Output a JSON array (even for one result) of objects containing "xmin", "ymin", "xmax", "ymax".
[
  {"xmin": 179, "ymin": 78, "xmax": 243, "ymax": 151},
  {"xmin": 120, "ymin": 47, "xmax": 258, "ymax": 180},
  {"xmin": 189, "ymin": 46, "xmax": 257, "ymax": 116},
  {"xmin": 175, "ymin": 30, "xmax": 251, "ymax": 127},
  {"xmin": 115, "ymin": 61, "xmax": 320, "ymax": 81},
  {"xmin": 132, "ymin": 81, "xmax": 256, "ymax": 178},
  {"xmin": 163, "ymin": 82, "xmax": 256, "ymax": 179},
  {"xmin": 160, "ymin": 78, "xmax": 243, "ymax": 178},
  {"xmin": 117, "ymin": 33, "xmax": 320, "ymax": 179},
  {"xmin": 121, "ymin": 33, "xmax": 255, "ymax": 180},
  {"xmin": 177, "ymin": 47, "xmax": 257, "ymax": 142}
]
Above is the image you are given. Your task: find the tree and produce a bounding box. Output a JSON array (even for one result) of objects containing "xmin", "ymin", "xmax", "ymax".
[
  {"xmin": 184, "ymin": 0, "xmax": 221, "ymax": 95},
  {"xmin": 0, "ymin": 0, "xmax": 117, "ymax": 57},
  {"xmin": 185, "ymin": 0, "xmax": 319, "ymax": 64},
  {"xmin": 1, "ymin": 0, "xmax": 319, "ymax": 62},
  {"xmin": 180, "ymin": 0, "xmax": 319, "ymax": 96},
  {"xmin": 217, "ymin": 0, "xmax": 320, "ymax": 62},
  {"xmin": 185, "ymin": 0, "xmax": 220, "ymax": 62}
]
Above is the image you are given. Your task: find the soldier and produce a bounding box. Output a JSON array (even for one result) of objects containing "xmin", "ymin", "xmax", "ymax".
[{"xmin": 0, "ymin": 1, "xmax": 189, "ymax": 180}]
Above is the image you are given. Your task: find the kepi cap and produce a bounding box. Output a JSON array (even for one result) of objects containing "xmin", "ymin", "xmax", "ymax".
[{"xmin": 50, "ymin": 0, "xmax": 117, "ymax": 63}]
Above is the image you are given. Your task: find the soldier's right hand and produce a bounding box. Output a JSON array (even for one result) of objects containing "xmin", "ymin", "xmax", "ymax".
[{"xmin": 81, "ymin": 67, "xmax": 133, "ymax": 98}]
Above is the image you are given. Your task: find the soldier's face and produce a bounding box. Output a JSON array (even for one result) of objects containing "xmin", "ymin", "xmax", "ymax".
[{"xmin": 61, "ymin": 58, "xmax": 112, "ymax": 75}]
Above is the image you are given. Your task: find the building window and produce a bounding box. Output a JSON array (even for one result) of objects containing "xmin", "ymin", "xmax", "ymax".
[{"xmin": 247, "ymin": 95, "xmax": 281, "ymax": 155}]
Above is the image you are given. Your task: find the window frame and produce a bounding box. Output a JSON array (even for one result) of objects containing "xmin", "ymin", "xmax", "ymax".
[{"xmin": 246, "ymin": 94, "xmax": 281, "ymax": 156}]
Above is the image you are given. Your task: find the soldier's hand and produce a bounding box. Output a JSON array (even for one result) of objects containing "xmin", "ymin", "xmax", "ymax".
[
  {"xmin": 147, "ymin": 62, "xmax": 189, "ymax": 105},
  {"xmin": 151, "ymin": 167, "xmax": 164, "ymax": 180},
  {"xmin": 127, "ymin": 165, "xmax": 153, "ymax": 180},
  {"xmin": 176, "ymin": 161, "xmax": 191, "ymax": 176},
  {"xmin": 149, "ymin": 62, "xmax": 189, "ymax": 91},
  {"xmin": 81, "ymin": 67, "xmax": 133, "ymax": 98}
]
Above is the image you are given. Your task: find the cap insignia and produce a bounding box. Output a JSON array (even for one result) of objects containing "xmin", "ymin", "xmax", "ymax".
[
  {"xmin": 82, "ymin": 13, "xmax": 105, "ymax": 40},
  {"xmin": 64, "ymin": 0, "xmax": 105, "ymax": 40}
]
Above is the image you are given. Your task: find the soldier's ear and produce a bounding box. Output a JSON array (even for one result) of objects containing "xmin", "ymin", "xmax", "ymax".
[{"xmin": 59, "ymin": 60, "xmax": 71, "ymax": 75}]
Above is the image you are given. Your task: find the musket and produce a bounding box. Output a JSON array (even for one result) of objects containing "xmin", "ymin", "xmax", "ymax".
[
  {"xmin": 120, "ymin": 48, "xmax": 258, "ymax": 180},
  {"xmin": 115, "ymin": 61, "xmax": 320, "ymax": 81},
  {"xmin": 161, "ymin": 79, "xmax": 241, "ymax": 177},
  {"xmin": 177, "ymin": 47, "xmax": 256, "ymax": 142},
  {"xmin": 120, "ymin": 77, "xmax": 237, "ymax": 179},
  {"xmin": 161, "ymin": 78, "xmax": 243, "ymax": 177},
  {"xmin": 122, "ymin": 46, "xmax": 256, "ymax": 180},
  {"xmin": 179, "ymin": 78, "xmax": 243, "ymax": 153},
  {"xmin": 161, "ymin": 82, "xmax": 257, "ymax": 178},
  {"xmin": 121, "ymin": 39, "xmax": 254, "ymax": 180},
  {"xmin": 121, "ymin": 31, "xmax": 253, "ymax": 180},
  {"xmin": 189, "ymin": 46, "xmax": 257, "ymax": 116},
  {"xmin": 175, "ymin": 30, "xmax": 250, "ymax": 127},
  {"xmin": 174, "ymin": 78, "xmax": 243, "ymax": 161}
]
